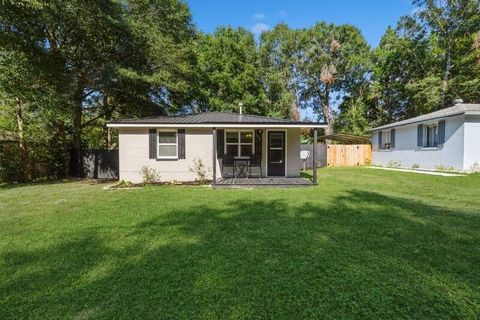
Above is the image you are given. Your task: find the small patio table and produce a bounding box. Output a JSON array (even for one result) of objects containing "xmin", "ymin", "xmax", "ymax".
[{"xmin": 233, "ymin": 156, "xmax": 251, "ymax": 178}]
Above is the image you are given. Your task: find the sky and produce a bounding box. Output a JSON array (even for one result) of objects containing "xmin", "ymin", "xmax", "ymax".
[{"xmin": 187, "ymin": 0, "xmax": 415, "ymax": 47}]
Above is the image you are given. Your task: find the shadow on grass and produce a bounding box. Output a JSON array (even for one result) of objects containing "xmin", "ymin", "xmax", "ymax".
[
  {"xmin": 0, "ymin": 178, "xmax": 86, "ymax": 190},
  {"xmin": 300, "ymin": 170, "xmax": 313, "ymax": 180},
  {"xmin": 1, "ymin": 191, "xmax": 479, "ymax": 319},
  {"xmin": 0, "ymin": 179, "xmax": 116, "ymax": 193}
]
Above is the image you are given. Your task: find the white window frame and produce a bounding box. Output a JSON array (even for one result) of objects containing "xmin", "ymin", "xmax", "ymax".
[
  {"xmin": 157, "ymin": 129, "xmax": 178, "ymax": 159},
  {"xmin": 224, "ymin": 130, "xmax": 255, "ymax": 157},
  {"xmin": 381, "ymin": 130, "xmax": 391, "ymax": 150},
  {"xmin": 424, "ymin": 123, "xmax": 439, "ymax": 148}
]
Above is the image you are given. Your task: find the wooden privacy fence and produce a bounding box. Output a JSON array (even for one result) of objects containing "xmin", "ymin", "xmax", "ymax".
[{"xmin": 327, "ymin": 144, "xmax": 371, "ymax": 167}]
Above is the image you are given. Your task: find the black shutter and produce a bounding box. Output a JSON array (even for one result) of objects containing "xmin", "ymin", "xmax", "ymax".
[
  {"xmin": 417, "ymin": 124, "xmax": 424, "ymax": 147},
  {"xmin": 178, "ymin": 129, "xmax": 186, "ymax": 159},
  {"xmin": 217, "ymin": 129, "xmax": 224, "ymax": 158},
  {"xmin": 255, "ymin": 130, "xmax": 262, "ymax": 154},
  {"xmin": 390, "ymin": 129, "xmax": 395, "ymax": 149},
  {"xmin": 148, "ymin": 129, "xmax": 156, "ymax": 159},
  {"xmin": 378, "ymin": 131, "xmax": 382, "ymax": 150},
  {"xmin": 438, "ymin": 120, "xmax": 446, "ymax": 145}
]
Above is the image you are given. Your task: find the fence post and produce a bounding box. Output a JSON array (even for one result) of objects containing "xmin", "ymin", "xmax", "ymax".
[
  {"xmin": 212, "ymin": 128, "xmax": 217, "ymax": 184},
  {"xmin": 313, "ymin": 129, "xmax": 317, "ymax": 184}
]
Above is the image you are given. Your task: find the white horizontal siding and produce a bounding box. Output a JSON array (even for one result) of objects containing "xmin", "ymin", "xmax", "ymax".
[
  {"xmin": 372, "ymin": 115, "xmax": 465, "ymax": 171},
  {"xmin": 463, "ymin": 115, "xmax": 480, "ymax": 171},
  {"xmin": 119, "ymin": 128, "xmax": 220, "ymax": 183},
  {"xmin": 118, "ymin": 127, "xmax": 301, "ymax": 183}
]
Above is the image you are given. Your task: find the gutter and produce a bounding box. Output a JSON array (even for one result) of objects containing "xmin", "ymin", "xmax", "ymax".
[{"xmin": 107, "ymin": 123, "xmax": 328, "ymax": 129}]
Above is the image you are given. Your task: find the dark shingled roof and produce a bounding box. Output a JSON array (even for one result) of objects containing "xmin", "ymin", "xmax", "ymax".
[
  {"xmin": 370, "ymin": 104, "xmax": 480, "ymax": 131},
  {"xmin": 108, "ymin": 112, "xmax": 326, "ymax": 125}
]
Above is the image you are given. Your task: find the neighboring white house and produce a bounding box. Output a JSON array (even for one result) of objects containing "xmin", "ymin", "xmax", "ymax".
[
  {"xmin": 107, "ymin": 112, "xmax": 326, "ymax": 185},
  {"xmin": 370, "ymin": 103, "xmax": 480, "ymax": 172}
]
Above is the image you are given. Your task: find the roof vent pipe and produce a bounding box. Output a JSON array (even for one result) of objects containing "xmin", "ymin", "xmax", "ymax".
[
  {"xmin": 239, "ymin": 102, "xmax": 243, "ymax": 115},
  {"xmin": 454, "ymin": 98, "xmax": 464, "ymax": 105}
]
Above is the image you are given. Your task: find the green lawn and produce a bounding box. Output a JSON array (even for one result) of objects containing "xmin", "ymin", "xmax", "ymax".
[{"xmin": 1, "ymin": 168, "xmax": 479, "ymax": 319}]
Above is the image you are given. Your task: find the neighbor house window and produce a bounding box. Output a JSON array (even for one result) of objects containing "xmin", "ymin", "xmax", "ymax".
[
  {"xmin": 424, "ymin": 124, "xmax": 439, "ymax": 148},
  {"xmin": 157, "ymin": 130, "xmax": 177, "ymax": 158},
  {"xmin": 225, "ymin": 131, "xmax": 254, "ymax": 157},
  {"xmin": 381, "ymin": 130, "xmax": 391, "ymax": 150}
]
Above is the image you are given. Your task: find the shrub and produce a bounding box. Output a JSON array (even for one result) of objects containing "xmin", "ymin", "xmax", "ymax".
[
  {"xmin": 117, "ymin": 180, "xmax": 133, "ymax": 188},
  {"xmin": 387, "ymin": 160, "xmax": 401, "ymax": 168},
  {"xmin": 140, "ymin": 166, "xmax": 160, "ymax": 184},
  {"xmin": 412, "ymin": 163, "xmax": 420, "ymax": 169},
  {"xmin": 190, "ymin": 158, "xmax": 209, "ymax": 184},
  {"xmin": 0, "ymin": 143, "xmax": 22, "ymax": 183},
  {"xmin": 434, "ymin": 164, "xmax": 455, "ymax": 172},
  {"xmin": 468, "ymin": 162, "xmax": 480, "ymax": 173}
]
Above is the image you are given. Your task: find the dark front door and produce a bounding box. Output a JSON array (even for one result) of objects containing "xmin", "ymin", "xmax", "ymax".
[{"xmin": 268, "ymin": 131, "xmax": 285, "ymax": 176}]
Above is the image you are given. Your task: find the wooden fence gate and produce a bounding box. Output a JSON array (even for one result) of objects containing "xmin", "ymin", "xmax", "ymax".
[{"xmin": 327, "ymin": 144, "xmax": 371, "ymax": 167}]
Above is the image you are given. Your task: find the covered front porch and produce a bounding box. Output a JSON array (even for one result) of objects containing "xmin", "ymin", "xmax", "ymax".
[{"xmin": 211, "ymin": 126, "xmax": 322, "ymax": 187}]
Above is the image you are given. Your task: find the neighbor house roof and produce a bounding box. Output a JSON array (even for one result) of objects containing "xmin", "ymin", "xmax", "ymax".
[
  {"xmin": 318, "ymin": 133, "xmax": 371, "ymax": 144},
  {"xmin": 107, "ymin": 112, "xmax": 327, "ymax": 128},
  {"xmin": 370, "ymin": 104, "xmax": 480, "ymax": 131}
]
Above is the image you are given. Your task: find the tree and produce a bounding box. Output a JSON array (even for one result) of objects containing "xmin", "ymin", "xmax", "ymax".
[
  {"xmin": 195, "ymin": 27, "xmax": 267, "ymax": 114},
  {"xmin": 299, "ymin": 22, "xmax": 371, "ymax": 135},
  {"xmin": 334, "ymin": 99, "xmax": 371, "ymax": 135},
  {"xmin": 1, "ymin": 0, "xmax": 131, "ymax": 175},
  {"xmin": 259, "ymin": 24, "xmax": 303, "ymax": 119},
  {"xmin": 370, "ymin": 24, "xmax": 437, "ymax": 123},
  {"xmin": 77, "ymin": 0, "xmax": 198, "ymax": 150},
  {"xmin": 121, "ymin": 0, "xmax": 197, "ymax": 115},
  {"xmin": 371, "ymin": 0, "xmax": 480, "ymax": 128},
  {"xmin": 0, "ymin": 44, "xmax": 66, "ymax": 180},
  {"xmin": 1, "ymin": 0, "xmax": 198, "ymax": 178},
  {"xmin": 412, "ymin": 0, "xmax": 480, "ymax": 107}
]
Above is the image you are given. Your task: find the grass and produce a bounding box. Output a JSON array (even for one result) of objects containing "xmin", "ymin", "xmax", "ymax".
[{"xmin": 1, "ymin": 167, "xmax": 480, "ymax": 319}]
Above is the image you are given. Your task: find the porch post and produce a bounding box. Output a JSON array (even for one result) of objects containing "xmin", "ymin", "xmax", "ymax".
[
  {"xmin": 313, "ymin": 128, "xmax": 317, "ymax": 184},
  {"xmin": 212, "ymin": 127, "xmax": 217, "ymax": 184}
]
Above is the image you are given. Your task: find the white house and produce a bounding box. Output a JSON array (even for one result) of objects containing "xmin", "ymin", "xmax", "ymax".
[
  {"xmin": 370, "ymin": 103, "xmax": 480, "ymax": 172},
  {"xmin": 107, "ymin": 112, "xmax": 326, "ymax": 186}
]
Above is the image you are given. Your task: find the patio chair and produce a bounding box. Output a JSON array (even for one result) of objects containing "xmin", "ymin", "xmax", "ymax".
[
  {"xmin": 222, "ymin": 154, "xmax": 235, "ymax": 177},
  {"xmin": 249, "ymin": 154, "xmax": 262, "ymax": 178}
]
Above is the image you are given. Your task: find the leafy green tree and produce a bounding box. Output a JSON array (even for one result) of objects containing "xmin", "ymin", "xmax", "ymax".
[
  {"xmin": 195, "ymin": 27, "xmax": 267, "ymax": 114},
  {"xmin": 1, "ymin": 0, "xmax": 198, "ymax": 178},
  {"xmin": 371, "ymin": 0, "xmax": 479, "ymax": 127},
  {"xmin": 413, "ymin": 0, "xmax": 480, "ymax": 107},
  {"xmin": 370, "ymin": 24, "xmax": 437, "ymax": 123},
  {"xmin": 259, "ymin": 24, "xmax": 303, "ymax": 119},
  {"xmin": 1, "ymin": 0, "xmax": 131, "ymax": 175},
  {"xmin": 299, "ymin": 22, "xmax": 371, "ymax": 135},
  {"xmin": 0, "ymin": 46, "xmax": 64, "ymax": 181},
  {"xmin": 455, "ymin": 31, "xmax": 480, "ymax": 103},
  {"xmin": 334, "ymin": 100, "xmax": 371, "ymax": 135},
  {"xmin": 121, "ymin": 0, "xmax": 197, "ymax": 115}
]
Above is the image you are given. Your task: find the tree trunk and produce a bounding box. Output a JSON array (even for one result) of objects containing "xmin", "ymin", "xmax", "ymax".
[
  {"xmin": 56, "ymin": 121, "xmax": 70, "ymax": 178},
  {"xmin": 103, "ymin": 94, "xmax": 113, "ymax": 149},
  {"xmin": 72, "ymin": 92, "xmax": 83, "ymax": 177},
  {"xmin": 441, "ymin": 47, "xmax": 452, "ymax": 108},
  {"xmin": 15, "ymin": 100, "xmax": 30, "ymax": 181},
  {"xmin": 106, "ymin": 127, "xmax": 113, "ymax": 150},
  {"xmin": 320, "ymin": 86, "xmax": 334, "ymax": 136}
]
